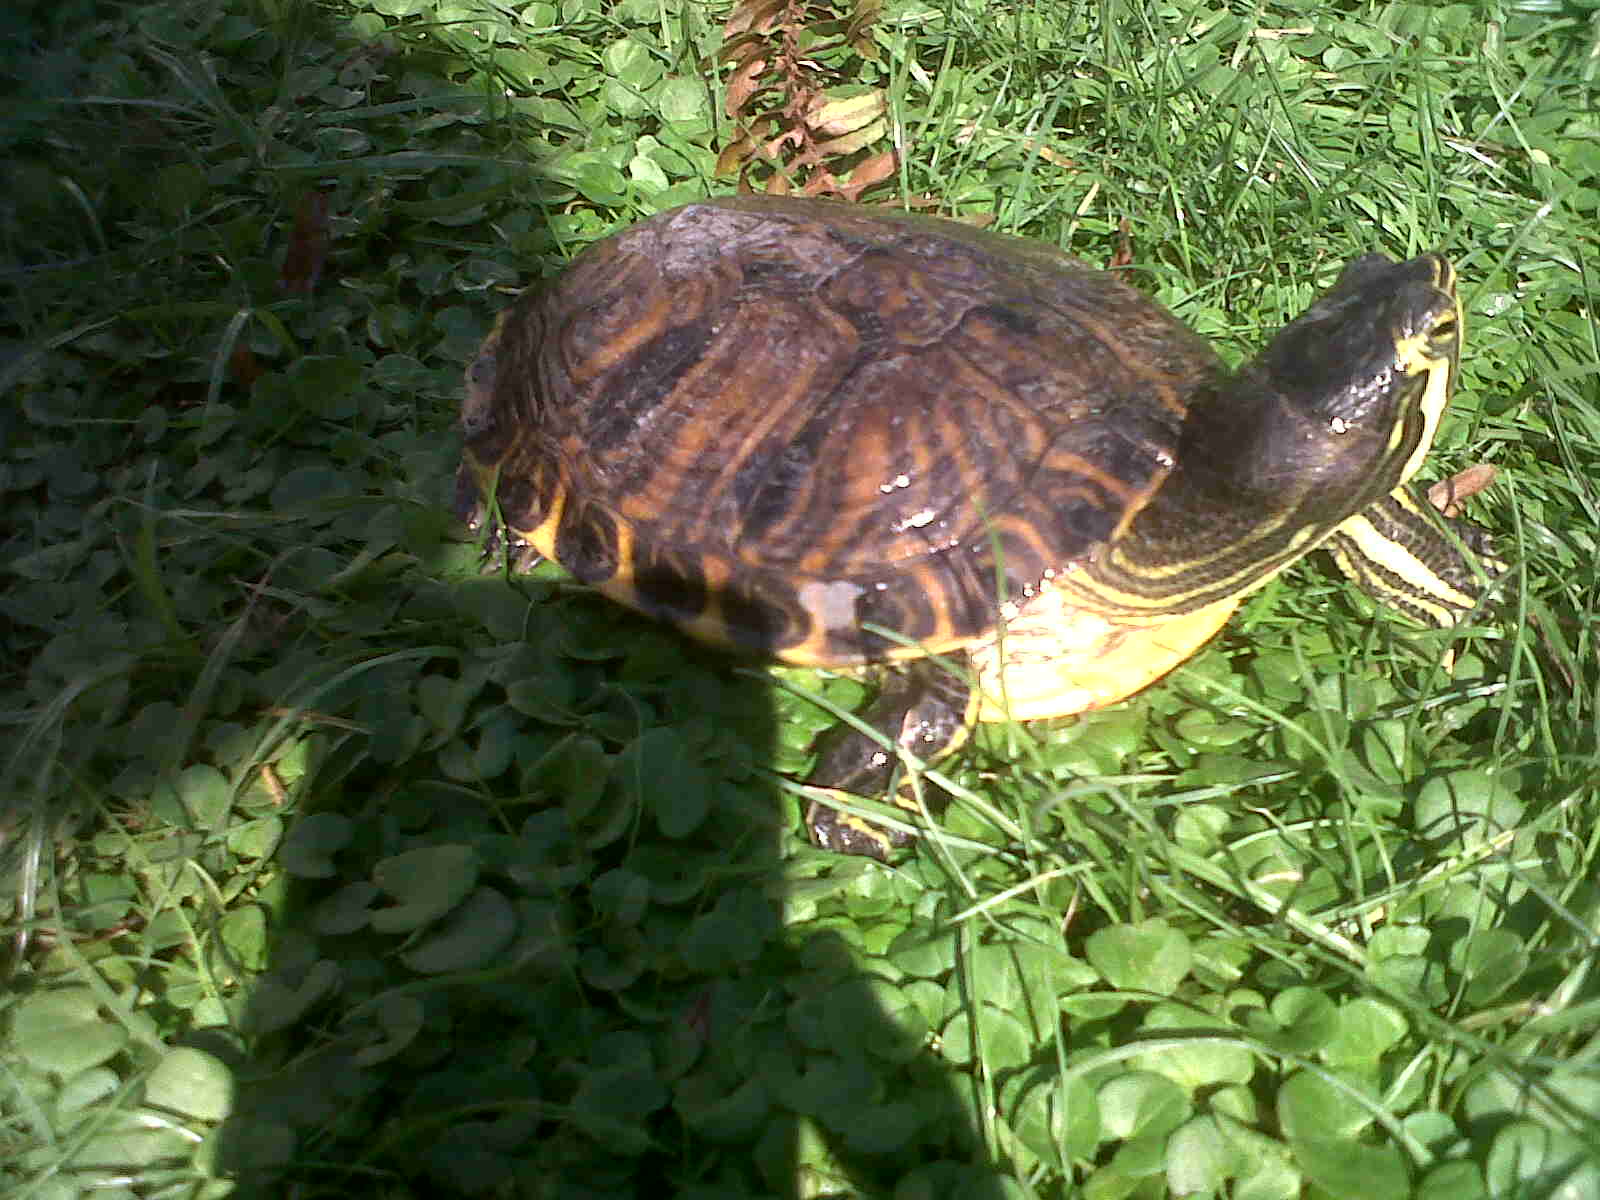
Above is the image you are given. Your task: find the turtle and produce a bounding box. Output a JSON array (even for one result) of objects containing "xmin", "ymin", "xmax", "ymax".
[{"xmin": 456, "ymin": 195, "xmax": 1496, "ymax": 858}]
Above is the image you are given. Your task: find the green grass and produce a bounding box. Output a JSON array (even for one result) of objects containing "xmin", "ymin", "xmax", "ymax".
[{"xmin": 3, "ymin": 0, "xmax": 1599, "ymax": 1197}]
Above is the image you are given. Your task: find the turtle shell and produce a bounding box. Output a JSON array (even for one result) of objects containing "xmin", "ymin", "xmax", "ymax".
[{"xmin": 459, "ymin": 195, "xmax": 1226, "ymax": 668}]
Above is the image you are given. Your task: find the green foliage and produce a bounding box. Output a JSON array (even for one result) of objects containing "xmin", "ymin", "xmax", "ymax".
[{"xmin": 4, "ymin": 0, "xmax": 1600, "ymax": 1197}]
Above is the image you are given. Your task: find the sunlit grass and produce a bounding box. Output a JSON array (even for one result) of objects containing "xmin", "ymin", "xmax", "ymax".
[{"xmin": 3, "ymin": 0, "xmax": 1598, "ymax": 1196}]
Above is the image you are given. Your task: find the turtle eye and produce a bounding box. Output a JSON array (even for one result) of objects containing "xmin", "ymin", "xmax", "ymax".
[{"xmin": 1423, "ymin": 311, "xmax": 1460, "ymax": 358}]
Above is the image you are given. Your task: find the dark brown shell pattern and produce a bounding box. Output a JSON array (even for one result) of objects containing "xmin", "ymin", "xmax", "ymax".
[{"xmin": 460, "ymin": 197, "xmax": 1226, "ymax": 667}]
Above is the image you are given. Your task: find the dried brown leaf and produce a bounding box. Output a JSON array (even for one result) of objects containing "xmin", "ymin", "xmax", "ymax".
[
  {"xmin": 1428, "ymin": 464, "xmax": 1498, "ymax": 517},
  {"xmin": 279, "ymin": 190, "xmax": 331, "ymax": 296},
  {"xmin": 845, "ymin": 149, "xmax": 897, "ymax": 190},
  {"xmin": 762, "ymin": 125, "xmax": 806, "ymax": 160},
  {"xmin": 718, "ymin": 32, "xmax": 769, "ymax": 65},
  {"xmin": 845, "ymin": 0, "xmax": 883, "ymax": 56},
  {"xmin": 1109, "ymin": 217, "xmax": 1133, "ymax": 269},
  {"xmin": 805, "ymin": 89, "xmax": 885, "ymax": 137},
  {"xmin": 715, "ymin": 136, "xmax": 756, "ymax": 178},
  {"xmin": 897, "ymin": 194, "xmax": 958, "ymax": 213},
  {"xmin": 1021, "ymin": 139, "xmax": 1076, "ymax": 168},
  {"xmin": 813, "ymin": 117, "xmax": 887, "ymax": 158},
  {"xmin": 229, "ymin": 344, "xmax": 263, "ymax": 390},
  {"xmin": 724, "ymin": 0, "xmax": 790, "ymax": 36},
  {"xmin": 724, "ymin": 56, "xmax": 769, "ymax": 117}
]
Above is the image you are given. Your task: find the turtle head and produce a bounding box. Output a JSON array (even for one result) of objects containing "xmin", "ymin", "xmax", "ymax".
[
  {"xmin": 1070, "ymin": 253, "xmax": 1471, "ymax": 623},
  {"xmin": 1250, "ymin": 252, "xmax": 1461, "ymax": 502}
]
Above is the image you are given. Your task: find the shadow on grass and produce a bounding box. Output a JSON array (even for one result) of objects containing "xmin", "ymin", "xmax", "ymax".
[
  {"xmin": 2, "ymin": 0, "xmax": 1023, "ymax": 1191},
  {"xmin": 207, "ymin": 575, "xmax": 1015, "ymax": 1197},
  {"xmin": 206, "ymin": 6, "xmax": 1012, "ymax": 1180}
]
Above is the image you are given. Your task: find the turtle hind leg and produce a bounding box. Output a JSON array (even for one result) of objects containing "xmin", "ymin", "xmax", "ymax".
[{"xmin": 804, "ymin": 662, "xmax": 973, "ymax": 859}]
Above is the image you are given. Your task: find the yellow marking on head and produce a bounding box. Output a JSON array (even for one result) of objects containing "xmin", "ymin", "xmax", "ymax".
[
  {"xmin": 1394, "ymin": 335, "xmax": 1459, "ymax": 486},
  {"xmin": 1392, "ymin": 270, "xmax": 1462, "ymax": 486}
]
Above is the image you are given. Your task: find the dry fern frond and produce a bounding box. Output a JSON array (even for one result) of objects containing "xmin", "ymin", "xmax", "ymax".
[{"xmin": 716, "ymin": 0, "xmax": 897, "ymax": 202}]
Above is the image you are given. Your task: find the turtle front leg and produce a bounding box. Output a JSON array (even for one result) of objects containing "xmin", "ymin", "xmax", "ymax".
[
  {"xmin": 454, "ymin": 466, "xmax": 544, "ymax": 574},
  {"xmin": 1326, "ymin": 482, "xmax": 1502, "ymax": 627},
  {"xmin": 804, "ymin": 662, "xmax": 973, "ymax": 859}
]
